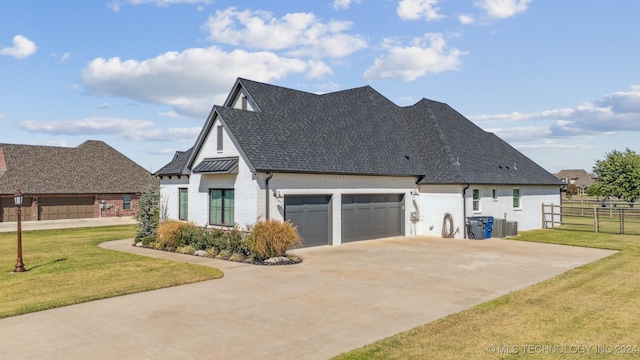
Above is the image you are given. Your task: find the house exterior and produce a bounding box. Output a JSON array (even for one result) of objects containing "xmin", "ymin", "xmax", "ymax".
[
  {"xmin": 156, "ymin": 78, "xmax": 561, "ymax": 247},
  {"xmin": 0, "ymin": 140, "xmax": 156, "ymax": 222},
  {"xmin": 554, "ymin": 169, "xmax": 594, "ymax": 195}
]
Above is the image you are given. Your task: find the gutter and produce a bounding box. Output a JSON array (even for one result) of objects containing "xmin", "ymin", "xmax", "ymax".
[
  {"xmin": 462, "ymin": 184, "xmax": 470, "ymax": 239},
  {"xmin": 265, "ymin": 171, "xmax": 274, "ymax": 220}
]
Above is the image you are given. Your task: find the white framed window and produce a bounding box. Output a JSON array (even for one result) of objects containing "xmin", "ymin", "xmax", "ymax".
[
  {"xmin": 513, "ymin": 188, "xmax": 521, "ymax": 209},
  {"xmin": 472, "ymin": 189, "xmax": 480, "ymax": 212},
  {"xmin": 492, "ymin": 188, "xmax": 497, "ymax": 201},
  {"xmin": 123, "ymin": 195, "xmax": 132, "ymax": 210}
]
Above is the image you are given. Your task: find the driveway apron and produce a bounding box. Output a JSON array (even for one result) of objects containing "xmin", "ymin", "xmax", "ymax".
[{"xmin": 0, "ymin": 236, "xmax": 615, "ymax": 359}]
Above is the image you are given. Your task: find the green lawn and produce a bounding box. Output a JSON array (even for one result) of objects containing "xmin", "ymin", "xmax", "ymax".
[
  {"xmin": 0, "ymin": 225, "xmax": 223, "ymax": 318},
  {"xmin": 334, "ymin": 230, "xmax": 640, "ymax": 359}
]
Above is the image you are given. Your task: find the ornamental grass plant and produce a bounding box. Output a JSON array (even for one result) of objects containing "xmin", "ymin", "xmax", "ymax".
[{"xmin": 247, "ymin": 220, "xmax": 302, "ymax": 260}]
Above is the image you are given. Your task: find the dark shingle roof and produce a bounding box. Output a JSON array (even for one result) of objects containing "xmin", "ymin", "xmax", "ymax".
[
  {"xmin": 155, "ymin": 147, "xmax": 192, "ymax": 176},
  {"xmin": 159, "ymin": 78, "xmax": 560, "ymax": 186},
  {"xmin": 0, "ymin": 140, "xmax": 156, "ymax": 195}
]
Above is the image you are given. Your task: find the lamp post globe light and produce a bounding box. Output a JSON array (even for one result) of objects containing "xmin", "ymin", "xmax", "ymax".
[{"xmin": 13, "ymin": 189, "xmax": 25, "ymax": 273}]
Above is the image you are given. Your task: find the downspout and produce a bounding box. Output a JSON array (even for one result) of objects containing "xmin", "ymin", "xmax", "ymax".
[
  {"xmin": 462, "ymin": 184, "xmax": 470, "ymax": 239},
  {"xmin": 265, "ymin": 171, "xmax": 274, "ymax": 220}
]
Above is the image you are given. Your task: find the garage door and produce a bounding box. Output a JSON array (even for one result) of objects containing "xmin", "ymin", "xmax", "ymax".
[
  {"xmin": 39, "ymin": 197, "xmax": 95, "ymax": 220},
  {"xmin": 284, "ymin": 195, "xmax": 331, "ymax": 248},
  {"xmin": 342, "ymin": 194, "xmax": 404, "ymax": 243},
  {"xmin": 0, "ymin": 197, "xmax": 33, "ymax": 222}
]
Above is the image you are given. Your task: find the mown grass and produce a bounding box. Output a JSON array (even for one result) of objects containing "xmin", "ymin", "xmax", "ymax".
[
  {"xmin": 0, "ymin": 225, "xmax": 223, "ymax": 318},
  {"xmin": 334, "ymin": 230, "xmax": 640, "ymax": 359}
]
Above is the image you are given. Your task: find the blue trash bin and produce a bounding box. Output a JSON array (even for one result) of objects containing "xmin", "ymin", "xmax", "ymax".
[{"xmin": 484, "ymin": 216, "xmax": 494, "ymax": 239}]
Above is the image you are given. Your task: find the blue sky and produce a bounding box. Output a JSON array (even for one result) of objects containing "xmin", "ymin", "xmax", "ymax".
[{"xmin": 1, "ymin": 0, "xmax": 639, "ymax": 174}]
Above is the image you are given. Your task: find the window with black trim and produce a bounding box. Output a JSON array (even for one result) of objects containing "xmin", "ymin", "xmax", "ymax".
[
  {"xmin": 179, "ymin": 188, "xmax": 188, "ymax": 220},
  {"xmin": 210, "ymin": 189, "xmax": 234, "ymax": 226},
  {"xmin": 492, "ymin": 188, "xmax": 497, "ymax": 201}
]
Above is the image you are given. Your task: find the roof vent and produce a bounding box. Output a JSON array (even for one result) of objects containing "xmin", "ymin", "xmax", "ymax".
[
  {"xmin": 455, "ymin": 157, "xmax": 460, "ymax": 165},
  {"xmin": 404, "ymin": 155, "xmax": 410, "ymax": 160}
]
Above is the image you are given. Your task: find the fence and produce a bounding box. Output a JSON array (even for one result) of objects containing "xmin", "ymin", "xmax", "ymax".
[{"xmin": 542, "ymin": 203, "xmax": 640, "ymax": 235}]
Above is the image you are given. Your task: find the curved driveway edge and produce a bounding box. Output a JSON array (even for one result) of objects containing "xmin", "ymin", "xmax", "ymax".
[{"xmin": 0, "ymin": 236, "xmax": 616, "ymax": 359}]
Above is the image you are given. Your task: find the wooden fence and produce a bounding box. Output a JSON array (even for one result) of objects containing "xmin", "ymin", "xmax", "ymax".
[{"xmin": 542, "ymin": 203, "xmax": 640, "ymax": 235}]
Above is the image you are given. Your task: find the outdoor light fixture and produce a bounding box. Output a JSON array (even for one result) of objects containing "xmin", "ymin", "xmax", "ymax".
[{"xmin": 13, "ymin": 189, "xmax": 25, "ymax": 273}]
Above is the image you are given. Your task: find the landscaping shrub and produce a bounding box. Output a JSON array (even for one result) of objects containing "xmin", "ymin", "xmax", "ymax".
[
  {"xmin": 225, "ymin": 227, "xmax": 252, "ymax": 256},
  {"xmin": 135, "ymin": 183, "xmax": 160, "ymax": 242},
  {"xmin": 156, "ymin": 220, "xmax": 192, "ymax": 250},
  {"xmin": 141, "ymin": 235, "xmax": 155, "ymax": 247},
  {"xmin": 247, "ymin": 220, "xmax": 302, "ymax": 260}
]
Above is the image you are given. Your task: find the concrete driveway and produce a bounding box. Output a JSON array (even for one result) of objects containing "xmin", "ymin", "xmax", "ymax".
[{"xmin": 0, "ymin": 236, "xmax": 615, "ymax": 359}]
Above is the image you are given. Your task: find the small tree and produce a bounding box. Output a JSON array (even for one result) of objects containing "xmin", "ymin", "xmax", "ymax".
[
  {"xmin": 590, "ymin": 148, "xmax": 640, "ymax": 204},
  {"xmin": 135, "ymin": 184, "xmax": 160, "ymax": 242}
]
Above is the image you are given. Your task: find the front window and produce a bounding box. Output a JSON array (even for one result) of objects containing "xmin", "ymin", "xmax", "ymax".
[
  {"xmin": 472, "ymin": 189, "xmax": 480, "ymax": 211},
  {"xmin": 210, "ymin": 189, "xmax": 234, "ymax": 226},
  {"xmin": 513, "ymin": 188, "xmax": 521, "ymax": 208},
  {"xmin": 178, "ymin": 188, "xmax": 188, "ymax": 220},
  {"xmin": 123, "ymin": 195, "xmax": 132, "ymax": 210}
]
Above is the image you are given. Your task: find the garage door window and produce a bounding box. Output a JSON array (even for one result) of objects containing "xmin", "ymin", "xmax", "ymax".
[
  {"xmin": 210, "ymin": 189, "xmax": 234, "ymax": 226},
  {"xmin": 123, "ymin": 195, "xmax": 132, "ymax": 210}
]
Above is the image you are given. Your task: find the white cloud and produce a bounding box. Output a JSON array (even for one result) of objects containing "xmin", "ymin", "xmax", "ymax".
[
  {"xmin": 158, "ymin": 111, "xmax": 183, "ymax": 118},
  {"xmin": 397, "ymin": 0, "xmax": 444, "ymax": 21},
  {"xmin": 17, "ymin": 117, "xmax": 200, "ymax": 142},
  {"xmin": 470, "ymin": 86, "xmax": 640, "ymax": 140},
  {"xmin": 474, "ymin": 0, "xmax": 532, "ymax": 19},
  {"xmin": 81, "ymin": 46, "xmax": 320, "ymax": 117},
  {"xmin": 126, "ymin": 127, "xmax": 202, "ymax": 141},
  {"xmin": 458, "ymin": 14, "xmax": 475, "ymax": 25},
  {"xmin": 204, "ymin": 7, "xmax": 367, "ymax": 59},
  {"xmin": 363, "ymin": 33, "xmax": 467, "ymax": 81},
  {"xmin": 19, "ymin": 117, "xmax": 154, "ymax": 135},
  {"xmin": 515, "ymin": 140, "xmax": 596, "ymax": 152},
  {"xmin": 333, "ymin": 0, "xmax": 360, "ymax": 10},
  {"xmin": 109, "ymin": 0, "xmax": 211, "ymax": 11},
  {"xmin": 486, "ymin": 126, "xmax": 551, "ymax": 142},
  {"xmin": 30, "ymin": 139, "xmax": 71, "ymax": 148},
  {"xmin": 0, "ymin": 35, "xmax": 37, "ymax": 59}
]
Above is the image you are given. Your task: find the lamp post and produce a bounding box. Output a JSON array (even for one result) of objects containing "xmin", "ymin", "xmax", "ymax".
[{"xmin": 14, "ymin": 189, "xmax": 25, "ymax": 273}]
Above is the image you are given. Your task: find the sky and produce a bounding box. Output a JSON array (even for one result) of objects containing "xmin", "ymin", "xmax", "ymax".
[{"xmin": 1, "ymin": 1, "xmax": 639, "ymax": 174}]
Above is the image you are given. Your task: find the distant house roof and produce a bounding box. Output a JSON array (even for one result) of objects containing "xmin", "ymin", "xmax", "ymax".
[
  {"xmin": 157, "ymin": 78, "xmax": 560, "ymax": 186},
  {"xmin": 0, "ymin": 140, "xmax": 155, "ymax": 195},
  {"xmin": 554, "ymin": 169, "xmax": 594, "ymax": 188}
]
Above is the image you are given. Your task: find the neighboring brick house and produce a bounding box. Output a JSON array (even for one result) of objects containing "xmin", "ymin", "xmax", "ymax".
[
  {"xmin": 554, "ymin": 169, "xmax": 594, "ymax": 195},
  {"xmin": 0, "ymin": 140, "xmax": 157, "ymax": 222},
  {"xmin": 156, "ymin": 78, "xmax": 560, "ymax": 247}
]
